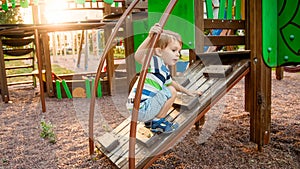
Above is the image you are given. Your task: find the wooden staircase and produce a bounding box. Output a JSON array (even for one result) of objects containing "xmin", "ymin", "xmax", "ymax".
[
  {"xmin": 96, "ymin": 53, "xmax": 250, "ymax": 168},
  {"xmin": 0, "ymin": 33, "xmax": 36, "ymax": 102}
]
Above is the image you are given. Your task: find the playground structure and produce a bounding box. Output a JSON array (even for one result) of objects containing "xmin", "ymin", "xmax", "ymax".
[
  {"xmin": 0, "ymin": 0, "xmax": 300, "ymax": 168},
  {"xmin": 0, "ymin": 0, "xmax": 146, "ymax": 103}
]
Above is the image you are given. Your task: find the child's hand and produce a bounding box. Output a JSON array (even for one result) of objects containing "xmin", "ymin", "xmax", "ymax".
[
  {"xmin": 149, "ymin": 23, "xmax": 162, "ymax": 38},
  {"xmin": 186, "ymin": 90, "xmax": 202, "ymax": 97}
]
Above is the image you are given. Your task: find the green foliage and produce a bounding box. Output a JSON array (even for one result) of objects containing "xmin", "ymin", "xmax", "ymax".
[
  {"xmin": 40, "ymin": 119, "xmax": 56, "ymax": 144},
  {"xmin": 0, "ymin": 8, "xmax": 23, "ymax": 24}
]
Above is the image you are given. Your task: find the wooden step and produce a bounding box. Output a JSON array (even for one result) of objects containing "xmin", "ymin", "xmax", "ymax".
[
  {"xmin": 203, "ymin": 65, "xmax": 233, "ymax": 78},
  {"xmin": 6, "ymin": 72, "xmax": 34, "ymax": 78},
  {"xmin": 2, "ymin": 38, "xmax": 34, "ymax": 47},
  {"xmin": 3, "ymin": 33, "xmax": 34, "ymax": 39},
  {"xmin": 3, "ymin": 48, "xmax": 34, "ymax": 56},
  {"xmin": 7, "ymin": 81, "xmax": 34, "ymax": 86},
  {"xmin": 4, "ymin": 56, "xmax": 34, "ymax": 61},
  {"xmin": 5, "ymin": 65, "xmax": 34, "ymax": 70}
]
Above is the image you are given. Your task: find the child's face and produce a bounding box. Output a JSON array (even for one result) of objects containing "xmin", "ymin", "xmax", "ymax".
[{"xmin": 160, "ymin": 39, "xmax": 181, "ymax": 66}]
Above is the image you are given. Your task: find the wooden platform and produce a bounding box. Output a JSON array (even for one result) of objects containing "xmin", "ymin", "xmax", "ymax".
[{"xmin": 96, "ymin": 59, "xmax": 250, "ymax": 168}]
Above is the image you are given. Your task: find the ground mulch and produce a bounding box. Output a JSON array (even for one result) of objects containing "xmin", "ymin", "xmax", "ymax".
[{"xmin": 0, "ymin": 72, "xmax": 299, "ymax": 168}]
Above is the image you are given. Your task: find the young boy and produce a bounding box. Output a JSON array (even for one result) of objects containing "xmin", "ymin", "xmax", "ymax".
[{"xmin": 127, "ymin": 23, "xmax": 201, "ymax": 133}]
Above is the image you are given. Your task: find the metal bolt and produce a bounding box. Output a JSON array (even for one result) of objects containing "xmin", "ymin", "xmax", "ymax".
[
  {"xmin": 284, "ymin": 55, "xmax": 289, "ymax": 61},
  {"xmin": 188, "ymin": 42, "xmax": 192, "ymax": 46},
  {"xmin": 254, "ymin": 58, "xmax": 258, "ymax": 63},
  {"xmin": 267, "ymin": 47, "xmax": 272, "ymax": 53},
  {"xmin": 289, "ymin": 35, "xmax": 295, "ymax": 41}
]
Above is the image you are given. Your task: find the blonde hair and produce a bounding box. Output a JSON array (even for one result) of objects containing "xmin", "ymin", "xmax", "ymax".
[{"xmin": 155, "ymin": 30, "xmax": 182, "ymax": 49}]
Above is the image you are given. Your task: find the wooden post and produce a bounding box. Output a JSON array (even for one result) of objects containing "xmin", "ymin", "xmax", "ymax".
[
  {"xmin": 192, "ymin": 0, "xmax": 204, "ymax": 59},
  {"xmin": 104, "ymin": 25, "xmax": 114, "ymax": 95},
  {"xmin": 42, "ymin": 34, "xmax": 54, "ymax": 97},
  {"xmin": 275, "ymin": 67, "xmax": 283, "ymax": 80},
  {"xmin": 0, "ymin": 39, "xmax": 9, "ymax": 103},
  {"xmin": 247, "ymin": 0, "xmax": 271, "ymax": 150},
  {"xmin": 124, "ymin": 13, "xmax": 136, "ymax": 87},
  {"xmin": 32, "ymin": 2, "xmax": 46, "ymax": 112}
]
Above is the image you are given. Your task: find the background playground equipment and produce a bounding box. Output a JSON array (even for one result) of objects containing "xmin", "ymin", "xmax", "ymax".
[
  {"xmin": 51, "ymin": 72, "xmax": 105, "ymax": 99},
  {"xmin": 0, "ymin": 0, "xmax": 140, "ymax": 103}
]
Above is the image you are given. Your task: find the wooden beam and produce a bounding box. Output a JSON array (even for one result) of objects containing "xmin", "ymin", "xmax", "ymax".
[
  {"xmin": 41, "ymin": 33, "xmax": 54, "ymax": 97},
  {"xmin": 204, "ymin": 19, "xmax": 245, "ymax": 29},
  {"xmin": 275, "ymin": 67, "xmax": 283, "ymax": 80},
  {"xmin": 104, "ymin": 25, "xmax": 114, "ymax": 96},
  {"xmin": 0, "ymin": 39, "xmax": 9, "ymax": 102},
  {"xmin": 247, "ymin": 0, "xmax": 271, "ymax": 150},
  {"xmin": 124, "ymin": 13, "xmax": 136, "ymax": 87},
  {"xmin": 204, "ymin": 35, "xmax": 245, "ymax": 46}
]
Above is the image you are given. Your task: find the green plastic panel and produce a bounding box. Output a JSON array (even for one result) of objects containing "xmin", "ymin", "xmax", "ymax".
[
  {"xmin": 218, "ymin": 0, "xmax": 226, "ymax": 19},
  {"xmin": 263, "ymin": 0, "xmax": 300, "ymax": 67},
  {"xmin": 133, "ymin": 19, "xmax": 149, "ymax": 72},
  {"xmin": 262, "ymin": 0, "xmax": 278, "ymax": 67},
  {"xmin": 205, "ymin": 0, "xmax": 214, "ymax": 19},
  {"xmin": 277, "ymin": 0, "xmax": 300, "ymax": 66},
  {"xmin": 148, "ymin": 0, "xmax": 195, "ymax": 49},
  {"xmin": 235, "ymin": 0, "xmax": 241, "ymax": 20}
]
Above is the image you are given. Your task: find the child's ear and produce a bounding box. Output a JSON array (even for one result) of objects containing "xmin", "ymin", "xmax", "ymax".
[{"xmin": 154, "ymin": 48, "xmax": 162, "ymax": 56}]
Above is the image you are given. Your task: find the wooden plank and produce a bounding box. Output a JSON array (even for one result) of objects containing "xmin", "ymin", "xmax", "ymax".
[
  {"xmin": 204, "ymin": 19, "xmax": 245, "ymax": 29},
  {"xmin": 97, "ymin": 132, "xmax": 120, "ymax": 153},
  {"xmin": 173, "ymin": 78, "xmax": 219, "ymax": 109},
  {"xmin": 4, "ymin": 56, "xmax": 34, "ymax": 61},
  {"xmin": 5, "ymin": 65, "xmax": 33, "ymax": 70},
  {"xmin": 183, "ymin": 65, "xmax": 205, "ymax": 89},
  {"xmin": 3, "ymin": 48, "xmax": 34, "ymax": 56},
  {"xmin": 203, "ymin": 65, "xmax": 233, "ymax": 78},
  {"xmin": 187, "ymin": 76, "xmax": 208, "ymax": 91},
  {"xmin": 6, "ymin": 72, "xmax": 34, "ymax": 78},
  {"xmin": 110, "ymin": 124, "xmax": 147, "ymax": 167},
  {"xmin": 173, "ymin": 61, "xmax": 203, "ymax": 86},
  {"xmin": 2, "ymin": 38, "xmax": 34, "ymax": 47},
  {"xmin": 204, "ymin": 35, "xmax": 245, "ymax": 46},
  {"xmin": 7, "ymin": 81, "xmax": 34, "ymax": 86}
]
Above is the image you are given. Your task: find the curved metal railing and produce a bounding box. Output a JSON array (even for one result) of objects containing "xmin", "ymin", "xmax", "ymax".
[{"xmin": 88, "ymin": 0, "xmax": 179, "ymax": 168}]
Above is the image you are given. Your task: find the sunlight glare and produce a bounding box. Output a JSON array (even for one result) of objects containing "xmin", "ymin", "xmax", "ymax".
[{"xmin": 44, "ymin": 0, "xmax": 69, "ymax": 24}]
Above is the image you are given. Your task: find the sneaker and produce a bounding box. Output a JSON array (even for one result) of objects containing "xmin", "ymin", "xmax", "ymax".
[
  {"xmin": 145, "ymin": 118, "xmax": 179, "ymax": 134},
  {"xmin": 144, "ymin": 120, "xmax": 152, "ymax": 128}
]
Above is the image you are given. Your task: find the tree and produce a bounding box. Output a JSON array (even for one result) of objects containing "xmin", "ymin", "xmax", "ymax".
[{"xmin": 0, "ymin": 8, "xmax": 23, "ymax": 24}]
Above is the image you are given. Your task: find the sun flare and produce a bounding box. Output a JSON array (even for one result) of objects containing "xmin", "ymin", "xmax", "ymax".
[{"xmin": 44, "ymin": 0, "xmax": 69, "ymax": 24}]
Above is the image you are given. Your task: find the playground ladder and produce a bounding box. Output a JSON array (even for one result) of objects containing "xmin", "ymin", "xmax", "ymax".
[{"xmin": 0, "ymin": 32, "xmax": 36, "ymax": 102}]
